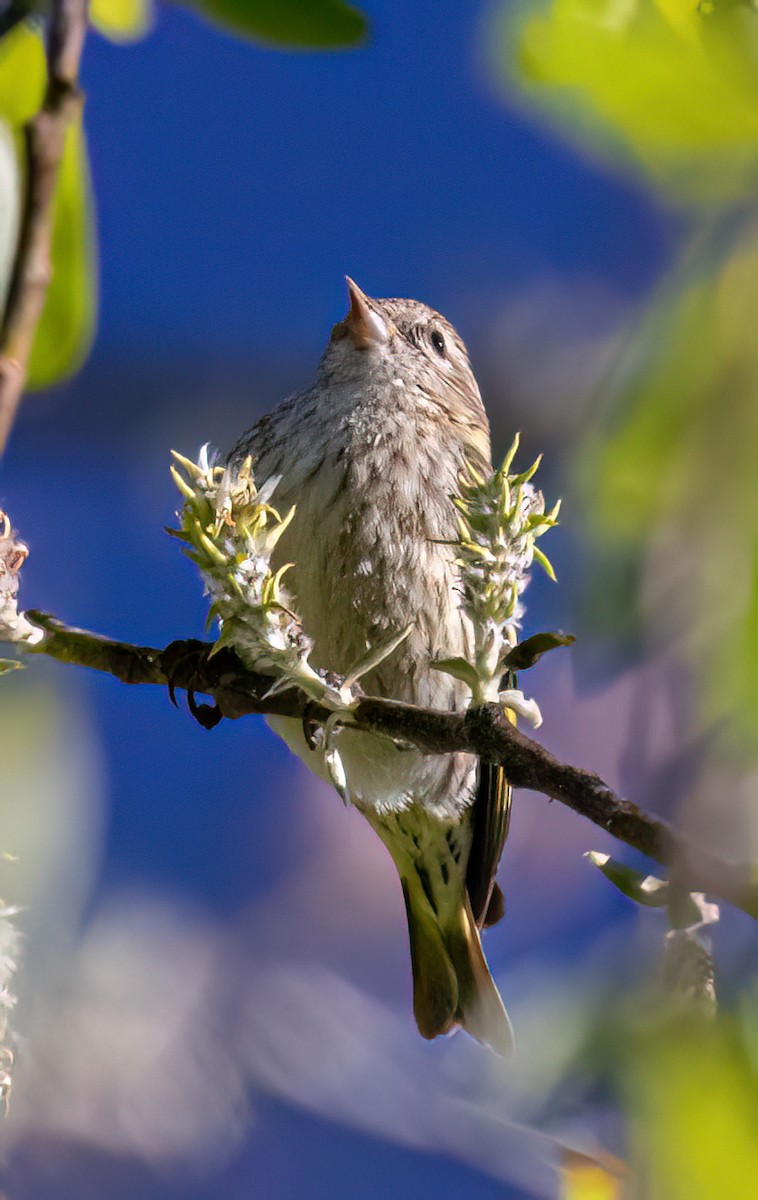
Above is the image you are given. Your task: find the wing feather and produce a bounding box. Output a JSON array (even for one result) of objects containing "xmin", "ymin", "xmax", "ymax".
[
  {"xmin": 465, "ymin": 670, "xmax": 518, "ymax": 929},
  {"xmin": 465, "ymin": 761, "xmax": 511, "ymax": 928}
]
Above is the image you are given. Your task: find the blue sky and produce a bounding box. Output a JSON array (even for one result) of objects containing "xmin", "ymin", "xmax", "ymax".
[{"xmin": 84, "ymin": 0, "xmax": 673, "ymax": 359}]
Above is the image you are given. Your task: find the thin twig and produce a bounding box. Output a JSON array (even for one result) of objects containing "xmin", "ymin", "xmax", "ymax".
[
  {"xmin": 23, "ymin": 611, "xmax": 758, "ymax": 921},
  {"xmin": 0, "ymin": 0, "xmax": 88, "ymax": 454}
]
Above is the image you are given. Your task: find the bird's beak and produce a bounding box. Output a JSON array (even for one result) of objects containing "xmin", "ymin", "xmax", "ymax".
[{"xmin": 344, "ymin": 277, "xmax": 389, "ymax": 348}]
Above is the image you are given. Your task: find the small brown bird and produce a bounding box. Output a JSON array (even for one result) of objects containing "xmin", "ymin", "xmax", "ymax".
[{"xmin": 232, "ymin": 279, "xmax": 513, "ymax": 1054}]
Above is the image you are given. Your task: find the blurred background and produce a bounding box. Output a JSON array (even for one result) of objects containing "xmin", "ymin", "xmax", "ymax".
[{"xmin": 0, "ymin": 1, "xmax": 756, "ymax": 1197}]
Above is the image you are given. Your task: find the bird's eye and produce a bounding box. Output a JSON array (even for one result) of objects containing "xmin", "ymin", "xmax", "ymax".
[{"xmin": 430, "ymin": 329, "xmax": 446, "ymax": 356}]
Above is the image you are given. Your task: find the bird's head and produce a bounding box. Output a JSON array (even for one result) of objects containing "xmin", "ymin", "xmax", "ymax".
[{"xmin": 321, "ymin": 278, "xmax": 486, "ymax": 434}]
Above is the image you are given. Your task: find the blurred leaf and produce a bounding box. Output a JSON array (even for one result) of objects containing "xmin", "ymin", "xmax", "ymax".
[
  {"xmin": 500, "ymin": 0, "xmax": 758, "ymax": 202},
  {"xmin": 561, "ymin": 1149, "xmax": 625, "ymax": 1200},
  {"xmin": 0, "ymin": 35, "xmax": 28, "ymax": 307},
  {"xmin": 90, "ymin": 0, "xmax": 153, "ymax": 43},
  {"xmin": 505, "ymin": 629, "xmax": 575, "ymax": 670},
  {"xmin": 0, "ymin": 658, "xmax": 22, "ymax": 675},
  {"xmin": 0, "ymin": 24, "xmax": 97, "ymax": 388},
  {"xmin": 627, "ymin": 1018, "xmax": 758, "ymax": 1198},
  {"xmin": 0, "ymin": 121, "xmax": 19, "ymax": 305},
  {"xmin": 0, "ymin": 23, "xmax": 45, "ymax": 125},
  {"xmin": 579, "ymin": 544, "xmax": 644, "ymax": 648},
  {"xmin": 28, "ymin": 117, "xmax": 96, "ymax": 388},
  {"xmin": 582, "ymin": 226, "xmax": 758, "ymax": 751},
  {"xmin": 191, "ymin": 0, "xmax": 368, "ymax": 49}
]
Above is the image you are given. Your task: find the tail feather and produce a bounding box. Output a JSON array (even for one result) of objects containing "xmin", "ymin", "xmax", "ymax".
[
  {"xmin": 401, "ymin": 881, "xmax": 459, "ymax": 1039},
  {"xmin": 447, "ymin": 893, "xmax": 514, "ymax": 1055},
  {"xmin": 401, "ymin": 873, "xmax": 514, "ymax": 1056},
  {"xmin": 366, "ymin": 807, "xmax": 513, "ymax": 1055}
]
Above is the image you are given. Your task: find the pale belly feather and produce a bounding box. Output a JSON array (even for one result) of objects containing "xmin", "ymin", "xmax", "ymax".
[{"xmin": 247, "ymin": 384, "xmax": 481, "ymax": 818}]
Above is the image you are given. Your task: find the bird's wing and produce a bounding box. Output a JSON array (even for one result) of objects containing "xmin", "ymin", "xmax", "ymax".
[
  {"xmin": 465, "ymin": 760, "xmax": 511, "ymax": 929},
  {"xmin": 465, "ymin": 668, "xmax": 518, "ymax": 929}
]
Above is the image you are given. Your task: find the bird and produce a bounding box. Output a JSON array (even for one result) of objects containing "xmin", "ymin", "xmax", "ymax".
[{"xmin": 231, "ymin": 279, "xmax": 513, "ymax": 1054}]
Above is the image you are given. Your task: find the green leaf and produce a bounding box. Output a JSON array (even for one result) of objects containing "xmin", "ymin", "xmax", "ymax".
[
  {"xmin": 0, "ymin": 25, "xmax": 97, "ymax": 389},
  {"xmin": 501, "ymin": 0, "xmax": 758, "ymax": 203},
  {"xmin": 90, "ymin": 0, "xmax": 154, "ymax": 43},
  {"xmin": 28, "ymin": 116, "xmax": 96, "ymax": 389},
  {"xmin": 586, "ymin": 851, "xmax": 670, "ymax": 908},
  {"xmin": 505, "ymin": 630, "xmax": 575, "ymax": 671},
  {"xmin": 0, "ymin": 24, "xmax": 45, "ymax": 125},
  {"xmin": 431, "ymin": 655, "xmax": 481, "ymax": 692},
  {"xmin": 586, "ymin": 852, "xmax": 709, "ymax": 928},
  {"xmin": 0, "ymin": 658, "xmax": 23, "ymax": 675},
  {"xmin": 629, "ymin": 1018, "xmax": 758, "ymax": 1199},
  {"xmin": 191, "ymin": 0, "xmax": 368, "ymax": 49},
  {"xmin": 532, "ymin": 544, "xmax": 557, "ymax": 582},
  {"xmin": 0, "ymin": 121, "xmax": 19, "ymax": 304},
  {"xmin": 498, "ymin": 432, "xmax": 521, "ymax": 475},
  {"xmin": 343, "ymin": 624, "xmax": 413, "ymax": 689},
  {"xmin": 583, "ymin": 227, "xmax": 758, "ymax": 753}
]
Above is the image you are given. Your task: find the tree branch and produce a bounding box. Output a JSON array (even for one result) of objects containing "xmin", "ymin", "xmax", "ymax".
[
  {"xmin": 24, "ymin": 611, "xmax": 758, "ymax": 921},
  {"xmin": 0, "ymin": 0, "xmax": 88, "ymax": 454}
]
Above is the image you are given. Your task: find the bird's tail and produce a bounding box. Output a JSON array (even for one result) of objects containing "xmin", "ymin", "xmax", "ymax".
[
  {"xmin": 401, "ymin": 871, "xmax": 513, "ymax": 1055},
  {"xmin": 368, "ymin": 811, "xmax": 513, "ymax": 1056}
]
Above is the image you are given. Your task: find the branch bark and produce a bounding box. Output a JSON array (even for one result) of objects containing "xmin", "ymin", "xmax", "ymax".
[
  {"xmin": 24, "ymin": 611, "xmax": 758, "ymax": 921},
  {"xmin": 0, "ymin": 0, "xmax": 88, "ymax": 454}
]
